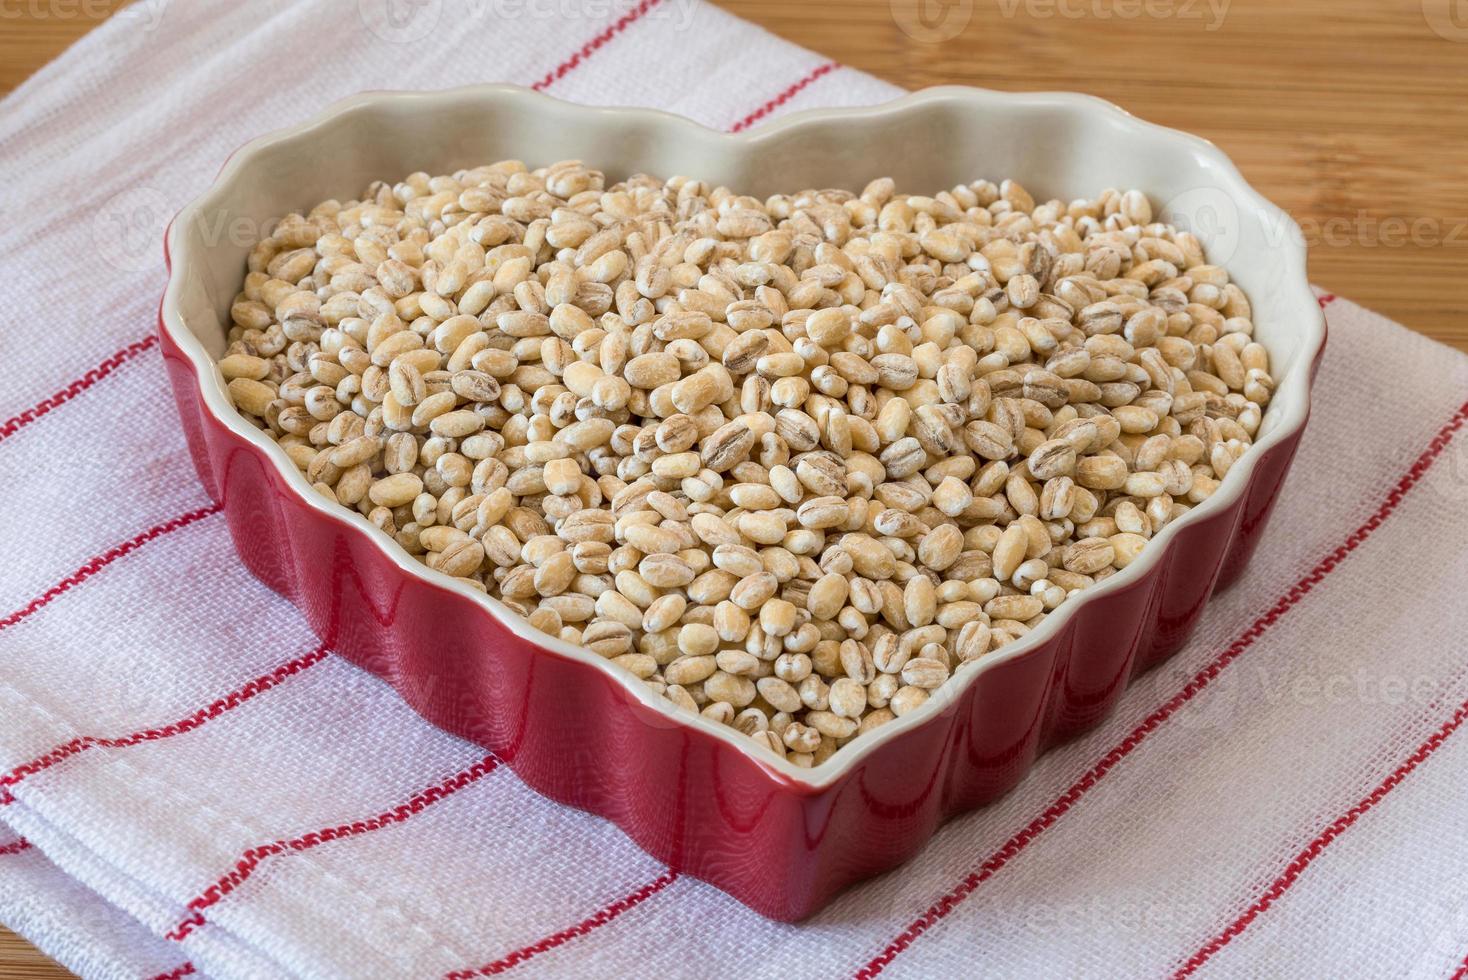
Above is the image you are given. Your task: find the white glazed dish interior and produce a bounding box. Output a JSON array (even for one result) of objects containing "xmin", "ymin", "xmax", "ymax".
[{"xmin": 162, "ymin": 84, "xmax": 1323, "ymax": 790}]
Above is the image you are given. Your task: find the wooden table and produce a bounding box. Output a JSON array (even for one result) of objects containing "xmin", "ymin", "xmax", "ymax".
[{"xmin": 2, "ymin": 0, "xmax": 1464, "ymax": 975}]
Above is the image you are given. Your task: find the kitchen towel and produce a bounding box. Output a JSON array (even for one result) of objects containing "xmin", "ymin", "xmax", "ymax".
[{"xmin": 3, "ymin": 2, "xmax": 1468, "ymax": 978}]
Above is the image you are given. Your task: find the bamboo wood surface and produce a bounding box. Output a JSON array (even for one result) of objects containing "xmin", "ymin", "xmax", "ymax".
[{"xmin": 1, "ymin": 1, "xmax": 1464, "ymax": 975}]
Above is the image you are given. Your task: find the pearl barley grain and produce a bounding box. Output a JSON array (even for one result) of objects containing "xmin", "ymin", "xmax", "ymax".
[{"xmin": 223, "ymin": 159, "xmax": 1272, "ymax": 762}]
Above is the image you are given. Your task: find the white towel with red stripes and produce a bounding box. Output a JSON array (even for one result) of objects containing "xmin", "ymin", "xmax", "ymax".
[{"xmin": 3, "ymin": 2, "xmax": 1468, "ymax": 978}]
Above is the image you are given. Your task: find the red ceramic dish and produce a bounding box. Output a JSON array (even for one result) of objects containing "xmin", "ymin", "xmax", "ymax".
[{"xmin": 160, "ymin": 85, "xmax": 1325, "ymax": 920}]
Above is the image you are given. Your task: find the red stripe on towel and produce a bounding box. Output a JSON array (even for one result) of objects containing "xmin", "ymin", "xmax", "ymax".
[
  {"xmin": 445, "ymin": 868, "xmax": 679, "ymax": 978},
  {"xmin": 0, "ymin": 644, "xmax": 330, "ymax": 797},
  {"xmin": 0, "ymin": 335, "xmax": 158, "ymax": 445},
  {"xmin": 165, "ymin": 755, "xmax": 500, "ymax": 941},
  {"xmin": 1171, "ymin": 696, "xmax": 1468, "ymax": 977},
  {"xmin": 731, "ymin": 61, "xmax": 838, "ymax": 132},
  {"xmin": 0, "ymin": 838, "xmax": 32, "ymax": 856},
  {"xmin": 146, "ymin": 964, "xmax": 196, "ymax": 980},
  {"xmin": 530, "ymin": 0, "xmax": 663, "ymax": 91},
  {"xmin": 0, "ymin": 503, "xmax": 222, "ymax": 632}
]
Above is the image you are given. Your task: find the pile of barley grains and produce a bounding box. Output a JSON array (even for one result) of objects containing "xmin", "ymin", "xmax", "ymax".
[{"xmin": 220, "ymin": 159, "xmax": 1274, "ymax": 766}]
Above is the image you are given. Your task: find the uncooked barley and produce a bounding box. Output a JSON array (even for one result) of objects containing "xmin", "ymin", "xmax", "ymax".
[{"xmin": 219, "ymin": 158, "xmax": 1274, "ymax": 763}]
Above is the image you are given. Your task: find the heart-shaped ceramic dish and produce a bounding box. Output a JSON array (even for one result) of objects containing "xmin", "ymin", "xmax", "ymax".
[{"xmin": 159, "ymin": 84, "xmax": 1324, "ymax": 920}]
